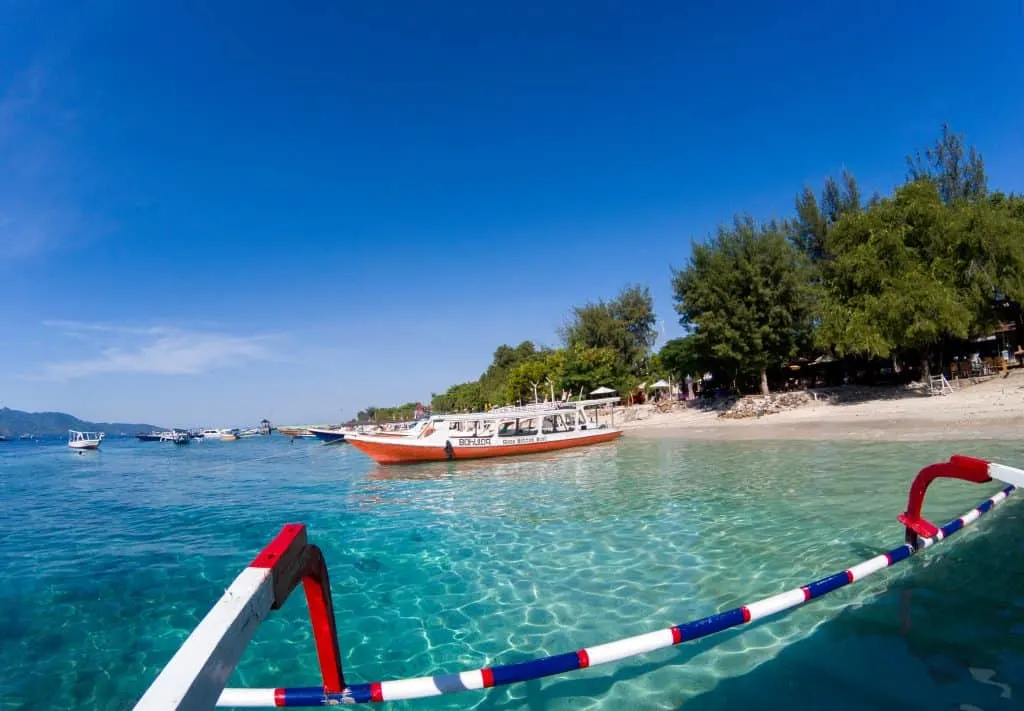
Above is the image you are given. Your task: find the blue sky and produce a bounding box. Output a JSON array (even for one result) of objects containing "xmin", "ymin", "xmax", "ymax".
[{"xmin": 1, "ymin": 1, "xmax": 1022, "ymax": 427}]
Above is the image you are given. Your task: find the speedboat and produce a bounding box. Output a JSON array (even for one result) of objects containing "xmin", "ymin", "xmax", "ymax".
[
  {"xmin": 68, "ymin": 430, "xmax": 103, "ymax": 450},
  {"xmin": 346, "ymin": 398, "xmax": 622, "ymax": 464}
]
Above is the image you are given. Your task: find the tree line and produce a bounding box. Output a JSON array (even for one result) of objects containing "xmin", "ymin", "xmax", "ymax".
[
  {"xmin": 430, "ymin": 284, "xmax": 659, "ymax": 413},
  {"xmin": 670, "ymin": 124, "xmax": 1024, "ymax": 394},
  {"xmin": 356, "ymin": 125, "xmax": 1024, "ymax": 418}
]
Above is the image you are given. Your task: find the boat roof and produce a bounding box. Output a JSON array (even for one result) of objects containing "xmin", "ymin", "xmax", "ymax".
[{"xmin": 435, "ymin": 397, "xmax": 620, "ymax": 423}]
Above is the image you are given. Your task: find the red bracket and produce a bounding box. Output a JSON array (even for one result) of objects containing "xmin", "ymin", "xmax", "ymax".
[
  {"xmin": 251, "ymin": 524, "xmax": 345, "ymax": 693},
  {"xmin": 897, "ymin": 455, "xmax": 991, "ymax": 545}
]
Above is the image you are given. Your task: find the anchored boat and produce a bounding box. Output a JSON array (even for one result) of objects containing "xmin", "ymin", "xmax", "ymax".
[
  {"xmin": 68, "ymin": 430, "xmax": 103, "ymax": 450},
  {"xmin": 308, "ymin": 426, "xmax": 350, "ymax": 444},
  {"xmin": 133, "ymin": 455, "xmax": 1023, "ymax": 709},
  {"xmin": 346, "ymin": 397, "xmax": 622, "ymax": 464}
]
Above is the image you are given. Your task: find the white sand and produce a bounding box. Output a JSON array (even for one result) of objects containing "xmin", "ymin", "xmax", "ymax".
[{"xmin": 618, "ymin": 371, "xmax": 1024, "ymax": 441}]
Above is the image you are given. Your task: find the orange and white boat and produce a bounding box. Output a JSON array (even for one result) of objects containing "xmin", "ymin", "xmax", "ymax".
[{"xmin": 346, "ymin": 398, "xmax": 622, "ymax": 464}]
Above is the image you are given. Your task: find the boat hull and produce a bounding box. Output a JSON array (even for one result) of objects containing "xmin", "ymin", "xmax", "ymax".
[
  {"xmin": 68, "ymin": 441, "xmax": 100, "ymax": 450},
  {"xmin": 309, "ymin": 428, "xmax": 347, "ymax": 444},
  {"xmin": 136, "ymin": 434, "xmax": 162, "ymax": 442},
  {"xmin": 348, "ymin": 429, "xmax": 622, "ymax": 464}
]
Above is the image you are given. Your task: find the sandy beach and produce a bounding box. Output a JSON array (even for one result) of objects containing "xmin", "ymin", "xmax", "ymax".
[{"xmin": 619, "ymin": 370, "xmax": 1024, "ymax": 441}]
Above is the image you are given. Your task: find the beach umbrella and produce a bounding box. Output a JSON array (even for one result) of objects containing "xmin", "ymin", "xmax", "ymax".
[
  {"xmin": 590, "ymin": 386, "xmax": 616, "ymax": 395},
  {"xmin": 650, "ymin": 379, "xmax": 670, "ymax": 389}
]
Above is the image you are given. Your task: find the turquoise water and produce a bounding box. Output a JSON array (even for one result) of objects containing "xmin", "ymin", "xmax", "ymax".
[{"xmin": 1, "ymin": 435, "xmax": 1023, "ymax": 710}]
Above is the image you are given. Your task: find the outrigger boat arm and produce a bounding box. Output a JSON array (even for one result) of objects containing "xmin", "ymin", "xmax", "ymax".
[{"xmin": 134, "ymin": 455, "xmax": 1022, "ymax": 709}]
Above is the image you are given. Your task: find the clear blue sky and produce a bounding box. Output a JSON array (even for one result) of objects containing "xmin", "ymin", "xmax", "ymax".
[{"xmin": 1, "ymin": 1, "xmax": 1022, "ymax": 427}]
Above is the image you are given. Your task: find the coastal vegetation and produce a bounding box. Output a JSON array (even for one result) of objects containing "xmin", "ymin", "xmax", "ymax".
[
  {"xmin": 669, "ymin": 123, "xmax": 1024, "ymax": 394},
  {"xmin": 429, "ymin": 285, "xmax": 658, "ymax": 413},
  {"xmin": 356, "ymin": 125, "xmax": 1024, "ymax": 415}
]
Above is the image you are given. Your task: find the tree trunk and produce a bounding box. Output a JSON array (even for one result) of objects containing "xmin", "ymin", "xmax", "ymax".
[
  {"xmin": 919, "ymin": 352, "xmax": 931, "ymax": 382},
  {"xmin": 760, "ymin": 367, "xmax": 770, "ymax": 395}
]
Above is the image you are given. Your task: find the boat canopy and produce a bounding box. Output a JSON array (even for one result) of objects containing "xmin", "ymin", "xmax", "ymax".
[{"xmin": 435, "ymin": 397, "xmax": 620, "ymax": 423}]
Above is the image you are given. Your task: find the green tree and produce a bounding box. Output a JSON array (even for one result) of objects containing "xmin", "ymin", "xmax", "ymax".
[
  {"xmin": 657, "ymin": 335, "xmax": 708, "ymax": 381},
  {"xmin": 504, "ymin": 350, "xmax": 566, "ymax": 404},
  {"xmin": 790, "ymin": 170, "xmax": 861, "ymax": 265},
  {"xmin": 673, "ymin": 216, "xmax": 815, "ymax": 395},
  {"xmin": 560, "ymin": 346, "xmax": 631, "ymax": 397},
  {"xmin": 819, "ymin": 180, "xmax": 974, "ymax": 377},
  {"xmin": 563, "ymin": 284, "xmax": 656, "ymax": 373},
  {"xmin": 431, "ymin": 381, "xmax": 487, "ymax": 413},
  {"xmin": 907, "ymin": 123, "xmax": 987, "ymax": 203}
]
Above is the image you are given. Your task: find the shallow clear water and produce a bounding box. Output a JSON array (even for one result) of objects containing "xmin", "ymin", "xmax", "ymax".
[{"xmin": 1, "ymin": 435, "xmax": 1023, "ymax": 710}]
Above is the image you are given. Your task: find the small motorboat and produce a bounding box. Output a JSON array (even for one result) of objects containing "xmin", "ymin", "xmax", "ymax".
[
  {"xmin": 159, "ymin": 431, "xmax": 190, "ymax": 445},
  {"xmin": 68, "ymin": 430, "xmax": 103, "ymax": 450}
]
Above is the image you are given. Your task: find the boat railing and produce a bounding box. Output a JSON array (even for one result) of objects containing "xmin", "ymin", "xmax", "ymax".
[
  {"xmin": 133, "ymin": 455, "xmax": 1022, "ymax": 709},
  {"xmin": 439, "ymin": 398, "xmax": 622, "ymax": 423}
]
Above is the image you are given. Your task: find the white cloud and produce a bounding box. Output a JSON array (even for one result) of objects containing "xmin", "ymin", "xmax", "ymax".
[{"xmin": 34, "ymin": 321, "xmax": 283, "ymax": 380}]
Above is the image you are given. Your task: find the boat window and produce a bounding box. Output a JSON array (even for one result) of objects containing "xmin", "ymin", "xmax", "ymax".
[
  {"xmin": 542, "ymin": 415, "xmax": 575, "ymax": 433},
  {"xmin": 499, "ymin": 418, "xmax": 538, "ymax": 437}
]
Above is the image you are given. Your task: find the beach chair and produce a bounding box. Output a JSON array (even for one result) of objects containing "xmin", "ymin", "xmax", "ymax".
[{"xmin": 929, "ymin": 374, "xmax": 954, "ymax": 396}]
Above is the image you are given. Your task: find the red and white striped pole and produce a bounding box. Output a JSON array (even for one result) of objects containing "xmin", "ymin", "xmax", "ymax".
[{"xmin": 134, "ymin": 524, "xmax": 343, "ymax": 710}]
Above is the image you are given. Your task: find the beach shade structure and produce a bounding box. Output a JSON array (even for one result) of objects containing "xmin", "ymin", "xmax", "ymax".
[
  {"xmin": 589, "ymin": 386, "xmax": 616, "ymax": 395},
  {"xmin": 650, "ymin": 379, "xmax": 670, "ymax": 389}
]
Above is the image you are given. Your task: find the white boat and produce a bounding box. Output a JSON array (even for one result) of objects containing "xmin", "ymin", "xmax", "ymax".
[
  {"xmin": 68, "ymin": 430, "xmax": 103, "ymax": 450},
  {"xmin": 346, "ymin": 398, "xmax": 622, "ymax": 464},
  {"xmin": 198, "ymin": 429, "xmax": 230, "ymax": 440}
]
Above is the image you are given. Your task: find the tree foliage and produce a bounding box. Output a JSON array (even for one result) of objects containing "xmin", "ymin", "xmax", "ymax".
[
  {"xmin": 562, "ymin": 285, "xmax": 656, "ymax": 373},
  {"xmin": 428, "ymin": 285, "xmax": 656, "ymax": 412},
  {"xmin": 820, "ymin": 180, "xmax": 1024, "ymax": 373},
  {"xmin": 559, "ymin": 346, "xmax": 631, "ymax": 396},
  {"xmin": 672, "ymin": 216, "xmax": 815, "ymax": 394},
  {"xmin": 819, "ymin": 181, "xmax": 972, "ymax": 360},
  {"xmin": 907, "ymin": 122, "xmax": 987, "ymax": 204},
  {"xmin": 376, "ymin": 125, "xmax": 1023, "ymax": 405},
  {"xmin": 790, "ymin": 170, "xmax": 861, "ymax": 265},
  {"xmin": 657, "ymin": 336, "xmax": 709, "ymax": 381}
]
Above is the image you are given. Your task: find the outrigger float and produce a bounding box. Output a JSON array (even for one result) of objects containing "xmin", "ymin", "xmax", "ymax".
[{"xmin": 134, "ymin": 455, "xmax": 1023, "ymax": 709}]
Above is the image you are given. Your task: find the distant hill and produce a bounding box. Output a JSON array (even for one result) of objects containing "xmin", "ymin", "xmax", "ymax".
[{"xmin": 0, "ymin": 407, "xmax": 162, "ymax": 437}]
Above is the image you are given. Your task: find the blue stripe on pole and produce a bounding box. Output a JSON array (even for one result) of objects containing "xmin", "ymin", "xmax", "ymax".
[
  {"xmin": 1003, "ymin": 485, "xmax": 1015, "ymax": 496},
  {"xmin": 281, "ymin": 687, "xmax": 329, "ymax": 706},
  {"xmin": 941, "ymin": 518, "xmax": 964, "ymax": 537},
  {"xmin": 677, "ymin": 607, "xmax": 747, "ymax": 641},
  {"xmin": 977, "ymin": 500, "xmax": 993, "ymax": 513},
  {"xmin": 490, "ymin": 651, "xmax": 581, "ymax": 687},
  {"xmin": 805, "ymin": 571, "xmax": 850, "ymax": 599},
  {"xmin": 886, "ymin": 544, "xmax": 913, "ymax": 564},
  {"xmin": 341, "ymin": 684, "xmax": 374, "ymax": 704}
]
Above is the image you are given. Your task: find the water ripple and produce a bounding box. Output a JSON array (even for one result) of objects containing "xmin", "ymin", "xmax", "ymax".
[{"xmin": 1, "ymin": 436, "xmax": 1022, "ymax": 710}]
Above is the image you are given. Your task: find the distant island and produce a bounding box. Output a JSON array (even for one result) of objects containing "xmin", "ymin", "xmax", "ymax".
[{"xmin": 0, "ymin": 407, "xmax": 161, "ymax": 437}]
